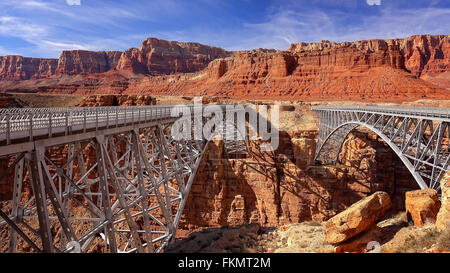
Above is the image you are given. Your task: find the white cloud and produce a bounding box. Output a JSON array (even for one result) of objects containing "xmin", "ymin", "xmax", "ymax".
[
  {"xmin": 224, "ymin": 5, "xmax": 450, "ymax": 50},
  {"xmin": 0, "ymin": 16, "xmax": 48, "ymax": 39},
  {"xmin": 0, "ymin": 45, "xmax": 16, "ymax": 56}
]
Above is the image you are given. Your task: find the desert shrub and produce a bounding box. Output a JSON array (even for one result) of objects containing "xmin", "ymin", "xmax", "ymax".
[{"xmin": 304, "ymin": 221, "xmax": 322, "ymax": 227}]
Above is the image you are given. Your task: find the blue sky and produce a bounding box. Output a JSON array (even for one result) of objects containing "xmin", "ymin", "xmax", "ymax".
[{"xmin": 0, "ymin": 0, "xmax": 449, "ymax": 58}]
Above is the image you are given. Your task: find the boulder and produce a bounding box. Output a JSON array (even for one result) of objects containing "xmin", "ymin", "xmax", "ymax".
[
  {"xmin": 405, "ymin": 189, "xmax": 440, "ymax": 226},
  {"xmin": 324, "ymin": 191, "xmax": 391, "ymax": 244},
  {"xmin": 436, "ymin": 172, "xmax": 450, "ymax": 231},
  {"xmin": 334, "ymin": 226, "xmax": 382, "ymax": 253}
]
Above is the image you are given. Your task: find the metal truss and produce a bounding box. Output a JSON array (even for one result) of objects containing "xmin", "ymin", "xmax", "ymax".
[
  {"xmin": 313, "ymin": 106, "xmax": 450, "ymax": 191},
  {"xmin": 0, "ymin": 105, "xmax": 247, "ymax": 253}
]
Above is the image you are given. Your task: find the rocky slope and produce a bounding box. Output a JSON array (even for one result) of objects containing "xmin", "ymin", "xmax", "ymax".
[{"xmin": 0, "ymin": 35, "xmax": 448, "ymax": 102}]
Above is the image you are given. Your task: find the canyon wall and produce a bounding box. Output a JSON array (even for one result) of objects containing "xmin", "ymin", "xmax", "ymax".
[
  {"xmin": 1, "ymin": 35, "xmax": 448, "ymax": 102},
  {"xmin": 117, "ymin": 38, "xmax": 231, "ymax": 75},
  {"xmin": 0, "ymin": 56, "xmax": 58, "ymax": 80},
  {"xmin": 55, "ymin": 50, "xmax": 122, "ymax": 75},
  {"xmin": 0, "ymin": 37, "xmax": 230, "ymax": 81},
  {"xmin": 178, "ymin": 127, "xmax": 418, "ymax": 231}
]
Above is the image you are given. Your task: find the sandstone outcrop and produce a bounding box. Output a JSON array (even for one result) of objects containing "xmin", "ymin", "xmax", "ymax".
[
  {"xmin": 0, "ymin": 56, "xmax": 58, "ymax": 80},
  {"xmin": 0, "ymin": 37, "xmax": 229, "ymax": 81},
  {"xmin": 436, "ymin": 172, "xmax": 450, "ymax": 231},
  {"xmin": 135, "ymin": 37, "xmax": 231, "ymax": 75},
  {"xmin": 56, "ymin": 50, "xmax": 122, "ymax": 75},
  {"xmin": 405, "ymin": 189, "xmax": 440, "ymax": 226},
  {"xmin": 116, "ymin": 37, "xmax": 231, "ymax": 75},
  {"xmin": 1, "ymin": 35, "xmax": 449, "ymax": 101},
  {"xmin": 324, "ymin": 191, "xmax": 391, "ymax": 244},
  {"xmin": 401, "ymin": 35, "xmax": 450, "ymax": 77}
]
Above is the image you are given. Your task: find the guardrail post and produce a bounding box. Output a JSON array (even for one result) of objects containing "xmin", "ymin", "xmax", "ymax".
[
  {"xmin": 29, "ymin": 114, "xmax": 33, "ymax": 142},
  {"xmin": 65, "ymin": 111, "xmax": 69, "ymax": 135},
  {"xmin": 83, "ymin": 110, "xmax": 87, "ymax": 133},
  {"xmin": 48, "ymin": 114, "xmax": 52, "ymax": 138},
  {"xmin": 106, "ymin": 109, "xmax": 109, "ymax": 129},
  {"xmin": 6, "ymin": 114, "xmax": 11, "ymax": 145}
]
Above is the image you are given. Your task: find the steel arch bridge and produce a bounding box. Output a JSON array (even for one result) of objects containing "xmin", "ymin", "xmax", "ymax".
[
  {"xmin": 0, "ymin": 105, "xmax": 248, "ymax": 253},
  {"xmin": 313, "ymin": 106, "xmax": 450, "ymax": 192}
]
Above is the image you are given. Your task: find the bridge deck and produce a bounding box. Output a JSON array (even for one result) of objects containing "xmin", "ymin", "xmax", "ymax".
[{"xmin": 0, "ymin": 105, "xmax": 219, "ymax": 154}]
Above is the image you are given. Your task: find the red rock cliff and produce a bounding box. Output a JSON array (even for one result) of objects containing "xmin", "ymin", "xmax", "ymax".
[
  {"xmin": 133, "ymin": 37, "xmax": 446, "ymax": 101},
  {"xmin": 55, "ymin": 50, "xmax": 122, "ymax": 75},
  {"xmin": 0, "ymin": 35, "xmax": 448, "ymax": 101},
  {"xmin": 401, "ymin": 35, "xmax": 450, "ymax": 89},
  {"xmin": 0, "ymin": 56, "xmax": 58, "ymax": 80},
  {"xmin": 117, "ymin": 37, "xmax": 231, "ymax": 75}
]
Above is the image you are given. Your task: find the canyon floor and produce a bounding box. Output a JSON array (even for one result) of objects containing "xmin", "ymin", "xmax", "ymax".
[{"xmin": 168, "ymin": 213, "xmax": 450, "ymax": 253}]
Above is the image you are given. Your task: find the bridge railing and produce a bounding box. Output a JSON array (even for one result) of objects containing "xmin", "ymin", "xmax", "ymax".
[
  {"xmin": 312, "ymin": 105, "xmax": 450, "ymax": 120},
  {"xmin": 0, "ymin": 105, "xmax": 234, "ymax": 145}
]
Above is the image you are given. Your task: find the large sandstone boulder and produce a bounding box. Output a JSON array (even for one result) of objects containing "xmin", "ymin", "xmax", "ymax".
[
  {"xmin": 324, "ymin": 191, "xmax": 391, "ymax": 244},
  {"xmin": 436, "ymin": 172, "xmax": 450, "ymax": 231},
  {"xmin": 405, "ymin": 189, "xmax": 440, "ymax": 226}
]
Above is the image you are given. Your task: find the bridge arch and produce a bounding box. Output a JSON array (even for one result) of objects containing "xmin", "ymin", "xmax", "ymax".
[
  {"xmin": 313, "ymin": 106, "xmax": 450, "ymax": 192},
  {"xmin": 315, "ymin": 121, "xmax": 428, "ymax": 189}
]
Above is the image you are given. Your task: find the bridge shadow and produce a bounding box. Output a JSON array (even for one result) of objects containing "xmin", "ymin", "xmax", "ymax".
[
  {"xmin": 179, "ymin": 139, "xmax": 259, "ymax": 229},
  {"xmin": 179, "ymin": 106, "xmax": 419, "ymax": 242}
]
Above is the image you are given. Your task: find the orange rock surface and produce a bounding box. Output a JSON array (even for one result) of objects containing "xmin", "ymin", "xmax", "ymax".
[
  {"xmin": 0, "ymin": 35, "xmax": 448, "ymax": 102},
  {"xmin": 436, "ymin": 172, "xmax": 450, "ymax": 231},
  {"xmin": 405, "ymin": 189, "xmax": 440, "ymax": 226},
  {"xmin": 324, "ymin": 191, "xmax": 391, "ymax": 244},
  {"xmin": 0, "ymin": 55, "xmax": 58, "ymax": 80}
]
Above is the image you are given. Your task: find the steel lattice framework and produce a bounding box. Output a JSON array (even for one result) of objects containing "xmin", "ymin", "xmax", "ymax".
[
  {"xmin": 0, "ymin": 105, "xmax": 247, "ymax": 253},
  {"xmin": 313, "ymin": 106, "xmax": 450, "ymax": 191}
]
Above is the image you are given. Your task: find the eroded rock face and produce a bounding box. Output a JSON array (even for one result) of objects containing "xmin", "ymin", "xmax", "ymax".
[
  {"xmin": 56, "ymin": 50, "xmax": 122, "ymax": 75},
  {"xmin": 137, "ymin": 37, "xmax": 231, "ymax": 75},
  {"xmin": 116, "ymin": 37, "xmax": 231, "ymax": 75},
  {"xmin": 402, "ymin": 35, "xmax": 450, "ymax": 77},
  {"xmin": 324, "ymin": 191, "xmax": 391, "ymax": 245},
  {"xmin": 405, "ymin": 189, "xmax": 440, "ymax": 226},
  {"xmin": 0, "ymin": 56, "xmax": 58, "ymax": 80},
  {"xmin": 1, "ymin": 35, "xmax": 448, "ymax": 101},
  {"xmin": 436, "ymin": 172, "xmax": 450, "ymax": 231}
]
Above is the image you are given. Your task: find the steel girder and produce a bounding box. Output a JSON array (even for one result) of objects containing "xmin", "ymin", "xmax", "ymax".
[
  {"xmin": 313, "ymin": 106, "xmax": 450, "ymax": 191},
  {"xmin": 0, "ymin": 109, "xmax": 248, "ymax": 253}
]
